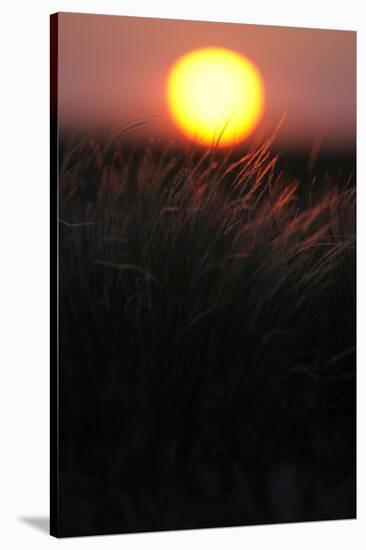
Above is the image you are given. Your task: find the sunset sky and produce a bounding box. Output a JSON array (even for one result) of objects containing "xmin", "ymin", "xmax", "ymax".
[{"xmin": 56, "ymin": 12, "xmax": 356, "ymax": 151}]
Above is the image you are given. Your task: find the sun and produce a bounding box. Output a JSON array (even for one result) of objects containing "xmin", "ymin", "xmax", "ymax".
[{"xmin": 166, "ymin": 47, "xmax": 264, "ymax": 148}]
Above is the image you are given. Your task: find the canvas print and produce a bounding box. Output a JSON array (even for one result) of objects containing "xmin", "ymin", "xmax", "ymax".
[{"xmin": 50, "ymin": 12, "xmax": 356, "ymax": 537}]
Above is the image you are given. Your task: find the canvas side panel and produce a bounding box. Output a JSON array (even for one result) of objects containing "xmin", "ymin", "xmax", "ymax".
[{"xmin": 50, "ymin": 12, "xmax": 59, "ymax": 538}]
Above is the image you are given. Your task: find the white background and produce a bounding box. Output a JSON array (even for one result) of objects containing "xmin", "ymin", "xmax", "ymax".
[{"xmin": 0, "ymin": 0, "xmax": 364, "ymax": 547}]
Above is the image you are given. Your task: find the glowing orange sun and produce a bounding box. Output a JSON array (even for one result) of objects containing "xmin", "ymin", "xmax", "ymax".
[{"xmin": 167, "ymin": 47, "xmax": 265, "ymax": 147}]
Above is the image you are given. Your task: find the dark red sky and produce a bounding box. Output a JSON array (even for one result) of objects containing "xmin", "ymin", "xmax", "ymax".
[{"xmin": 56, "ymin": 12, "xmax": 356, "ymax": 151}]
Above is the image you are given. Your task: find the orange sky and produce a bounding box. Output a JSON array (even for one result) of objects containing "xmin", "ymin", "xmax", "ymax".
[{"xmin": 56, "ymin": 12, "xmax": 356, "ymax": 151}]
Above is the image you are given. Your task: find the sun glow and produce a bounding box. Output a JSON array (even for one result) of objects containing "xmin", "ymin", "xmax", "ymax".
[{"xmin": 167, "ymin": 47, "xmax": 265, "ymax": 147}]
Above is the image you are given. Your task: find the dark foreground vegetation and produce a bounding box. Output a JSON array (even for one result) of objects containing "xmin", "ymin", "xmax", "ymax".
[{"xmin": 56, "ymin": 130, "xmax": 356, "ymax": 536}]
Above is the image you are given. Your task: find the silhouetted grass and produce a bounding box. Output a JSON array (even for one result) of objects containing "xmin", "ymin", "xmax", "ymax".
[{"xmin": 57, "ymin": 129, "xmax": 356, "ymax": 536}]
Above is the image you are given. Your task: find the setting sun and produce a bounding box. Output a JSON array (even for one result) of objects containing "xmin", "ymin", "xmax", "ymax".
[{"xmin": 166, "ymin": 47, "xmax": 265, "ymax": 147}]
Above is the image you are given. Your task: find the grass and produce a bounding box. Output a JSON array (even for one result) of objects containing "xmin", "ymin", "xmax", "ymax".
[{"xmin": 57, "ymin": 128, "xmax": 356, "ymax": 536}]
